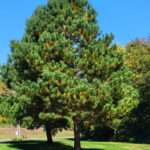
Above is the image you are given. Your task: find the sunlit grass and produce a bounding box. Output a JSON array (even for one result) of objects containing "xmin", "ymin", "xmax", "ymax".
[{"xmin": 0, "ymin": 139, "xmax": 150, "ymax": 150}]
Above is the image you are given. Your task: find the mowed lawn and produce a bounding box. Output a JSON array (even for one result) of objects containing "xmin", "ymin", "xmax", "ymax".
[
  {"xmin": 0, "ymin": 140, "xmax": 150, "ymax": 150},
  {"xmin": 0, "ymin": 129, "xmax": 149, "ymax": 150}
]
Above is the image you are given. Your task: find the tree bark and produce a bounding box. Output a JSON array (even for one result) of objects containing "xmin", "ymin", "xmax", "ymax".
[
  {"xmin": 73, "ymin": 117, "xmax": 81, "ymax": 150},
  {"xmin": 45, "ymin": 125, "xmax": 53, "ymax": 144}
]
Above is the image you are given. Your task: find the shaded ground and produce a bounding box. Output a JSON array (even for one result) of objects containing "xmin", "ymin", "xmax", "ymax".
[
  {"xmin": 0, "ymin": 140, "xmax": 150, "ymax": 150},
  {"xmin": 0, "ymin": 140, "xmax": 101, "ymax": 150}
]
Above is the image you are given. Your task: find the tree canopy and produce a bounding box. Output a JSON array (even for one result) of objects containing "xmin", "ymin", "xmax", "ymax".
[
  {"xmin": 117, "ymin": 39, "xmax": 150, "ymax": 142},
  {"xmin": 1, "ymin": 0, "xmax": 138, "ymax": 149}
]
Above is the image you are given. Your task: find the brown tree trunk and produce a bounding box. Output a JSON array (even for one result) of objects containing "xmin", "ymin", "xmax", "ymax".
[
  {"xmin": 73, "ymin": 117, "xmax": 81, "ymax": 150},
  {"xmin": 45, "ymin": 125, "xmax": 53, "ymax": 144}
]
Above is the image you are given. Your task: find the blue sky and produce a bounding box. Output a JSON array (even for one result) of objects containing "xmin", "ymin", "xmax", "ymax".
[{"xmin": 0, "ymin": 0, "xmax": 150, "ymax": 64}]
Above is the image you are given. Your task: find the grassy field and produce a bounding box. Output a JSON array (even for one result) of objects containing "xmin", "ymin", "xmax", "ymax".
[
  {"xmin": 0, "ymin": 128, "xmax": 150, "ymax": 150},
  {"xmin": 0, "ymin": 140, "xmax": 150, "ymax": 150}
]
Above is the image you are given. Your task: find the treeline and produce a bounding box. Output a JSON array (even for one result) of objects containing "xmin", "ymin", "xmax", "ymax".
[
  {"xmin": 81, "ymin": 39, "xmax": 150, "ymax": 143},
  {"xmin": 0, "ymin": 0, "xmax": 149, "ymax": 149}
]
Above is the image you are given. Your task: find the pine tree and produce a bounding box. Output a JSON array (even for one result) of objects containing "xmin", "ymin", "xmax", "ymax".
[{"xmin": 3, "ymin": 0, "xmax": 138, "ymax": 149}]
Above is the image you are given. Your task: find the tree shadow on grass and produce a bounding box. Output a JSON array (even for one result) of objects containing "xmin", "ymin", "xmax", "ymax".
[
  {"xmin": 1, "ymin": 140, "xmax": 104, "ymax": 150},
  {"xmin": 67, "ymin": 137, "xmax": 150, "ymax": 145}
]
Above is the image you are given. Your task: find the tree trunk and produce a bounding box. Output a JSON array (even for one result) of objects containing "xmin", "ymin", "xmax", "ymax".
[
  {"xmin": 45, "ymin": 125, "xmax": 53, "ymax": 144},
  {"xmin": 73, "ymin": 117, "xmax": 81, "ymax": 150}
]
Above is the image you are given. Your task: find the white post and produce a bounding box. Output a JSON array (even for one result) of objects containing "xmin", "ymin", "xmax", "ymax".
[{"xmin": 16, "ymin": 121, "xmax": 21, "ymax": 138}]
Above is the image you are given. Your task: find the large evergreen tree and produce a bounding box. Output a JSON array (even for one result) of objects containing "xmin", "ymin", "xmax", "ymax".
[{"xmin": 3, "ymin": 0, "xmax": 138, "ymax": 149}]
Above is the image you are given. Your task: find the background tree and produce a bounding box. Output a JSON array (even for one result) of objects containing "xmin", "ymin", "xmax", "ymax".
[
  {"xmin": 0, "ymin": 80, "xmax": 7, "ymax": 123},
  {"xmin": 3, "ymin": 0, "xmax": 138, "ymax": 150},
  {"xmin": 117, "ymin": 39, "xmax": 150, "ymax": 142},
  {"xmin": 0, "ymin": 75, "xmax": 13, "ymax": 125}
]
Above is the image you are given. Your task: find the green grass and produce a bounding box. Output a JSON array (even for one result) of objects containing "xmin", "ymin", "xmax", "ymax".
[{"xmin": 0, "ymin": 139, "xmax": 150, "ymax": 150}]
